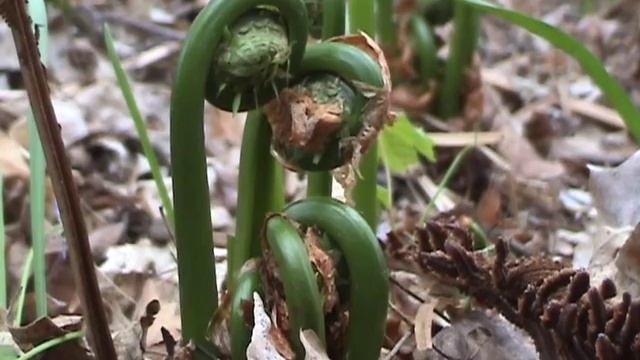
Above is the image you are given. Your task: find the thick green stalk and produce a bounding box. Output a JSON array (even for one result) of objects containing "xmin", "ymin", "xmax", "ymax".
[
  {"xmin": 410, "ymin": 14, "xmax": 438, "ymax": 85},
  {"xmin": 350, "ymin": 0, "xmax": 379, "ymax": 229},
  {"xmin": 376, "ymin": 0, "xmax": 396, "ymax": 48},
  {"xmin": 14, "ymin": 249, "xmax": 34, "ymax": 326},
  {"xmin": 104, "ymin": 25, "xmax": 174, "ymax": 226},
  {"xmin": 264, "ymin": 215, "xmax": 326, "ymax": 357},
  {"xmin": 27, "ymin": 0, "xmax": 49, "ymax": 319},
  {"xmin": 171, "ymin": 0, "xmax": 307, "ymax": 343},
  {"xmin": 0, "ymin": 174, "xmax": 5, "ymax": 308},
  {"xmin": 307, "ymin": 173, "xmax": 332, "ymax": 197},
  {"xmin": 306, "ymin": 0, "xmax": 346, "ymax": 198},
  {"xmin": 231, "ymin": 111, "xmax": 284, "ymax": 287},
  {"xmin": 349, "ymin": 0, "xmax": 376, "ymax": 35},
  {"xmin": 438, "ymin": 1, "xmax": 479, "ymax": 118},
  {"xmin": 285, "ymin": 198, "xmax": 389, "ymax": 360},
  {"xmin": 230, "ymin": 267, "xmax": 260, "ymax": 360},
  {"xmin": 321, "ymin": 0, "xmax": 345, "ymax": 39}
]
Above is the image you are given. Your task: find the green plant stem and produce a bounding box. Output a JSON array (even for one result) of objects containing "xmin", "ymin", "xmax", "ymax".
[
  {"xmin": 265, "ymin": 215, "xmax": 325, "ymax": 357},
  {"xmin": 17, "ymin": 331, "xmax": 83, "ymax": 360},
  {"xmin": 231, "ymin": 111, "xmax": 284, "ymax": 287},
  {"xmin": 14, "ymin": 249, "xmax": 34, "ymax": 326},
  {"xmin": 321, "ymin": 0, "xmax": 345, "ymax": 39},
  {"xmin": 438, "ymin": 1, "xmax": 479, "ymax": 119},
  {"xmin": 350, "ymin": 0, "xmax": 379, "ymax": 229},
  {"xmin": 349, "ymin": 0, "xmax": 375, "ymax": 35},
  {"xmin": 306, "ymin": 0, "xmax": 346, "ymax": 198},
  {"xmin": 0, "ymin": 174, "xmax": 5, "ymax": 308},
  {"xmin": 307, "ymin": 173, "xmax": 332, "ymax": 197},
  {"xmin": 421, "ymin": 146, "xmax": 472, "ymax": 222},
  {"xmin": 104, "ymin": 25, "xmax": 174, "ymax": 226},
  {"xmin": 410, "ymin": 14, "xmax": 438, "ymax": 85},
  {"xmin": 378, "ymin": 135, "xmax": 394, "ymax": 212},
  {"xmin": 285, "ymin": 198, "xmax": 389, "ymax": 360},
  {"xmin": 27, "ymin": 0, "xmax": 49, "ymax": 319},
  {"xmin": 230, "ymin": 266, "xmax": 260, "ymax": 360},
  {"xmin": 376, "ymin": 0, "xmax": 396, "ymax": 49}
]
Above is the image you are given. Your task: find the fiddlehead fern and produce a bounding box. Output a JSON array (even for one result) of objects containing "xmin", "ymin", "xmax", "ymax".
[
  {"xmin": 263, "ymin": 214, "xmax": 326, "ymax": 357},
  {"xmin": 265, "ymin": 41, "xmax": 386, "ymax": 172},
  {"xmin": 285, "ymin": 197, "xmax": 389, "ymax": 360},
  {"xmin": 170, "ymin": 0, "xmax": 307, "ymax": 345}
]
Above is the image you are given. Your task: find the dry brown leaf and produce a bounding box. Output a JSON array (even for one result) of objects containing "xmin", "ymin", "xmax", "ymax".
[
  {"xmin": 428, "ymin": 311, "xmax": 538, "ymax": 360},
  {"xmin": 8, "ymin": 316, "xmax": 93, "ymax": 360}
]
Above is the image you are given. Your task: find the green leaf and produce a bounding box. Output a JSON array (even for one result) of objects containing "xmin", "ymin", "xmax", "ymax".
[
  {"xmin": 457, "ymin": 0, "xmax": 640, "ymax": 144},
  {"xmin": 379, "ymin": 114, "xmax": 436, "ymax": 174},
  {"xmin": 376, "ymin": 185, "xmax": 391, "ymax": 209}
]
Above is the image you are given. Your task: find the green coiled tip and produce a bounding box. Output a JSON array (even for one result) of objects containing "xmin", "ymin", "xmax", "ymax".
[
  {"xmin": 267, "ymin": 73, "xmax": 367, "ymax": 171},
  {"xmin": 207, "ymin": 9, "xmax": 291, "ymax": 111}
]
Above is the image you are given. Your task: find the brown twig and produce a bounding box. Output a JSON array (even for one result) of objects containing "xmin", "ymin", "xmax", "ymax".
[{"xmin": 1, "ymin": 1, "xmax": 116, "ymax": 358}]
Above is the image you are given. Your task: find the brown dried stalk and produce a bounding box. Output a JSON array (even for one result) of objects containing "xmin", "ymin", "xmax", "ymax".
[
  {"xmin": 388, "ymin": 218, "xmax": 640, "ymax": 360},
  {"xmin": 1, "ymin": 1, "xmax": 116, "ymax": 358}
]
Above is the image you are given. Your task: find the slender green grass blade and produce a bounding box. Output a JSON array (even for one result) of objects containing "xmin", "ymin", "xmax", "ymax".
[
  {"xmin": 103, "ymin": 24, "xmax": 175, "ymax": 225},
  {"xmin": 14, "ymin": 249, "xmax": 34, "ymax": 327},
  {"xmin": 27, "ymin": 0, "xmax": 49, "ymax": 319},
  {"xmin": 457, "ymin": 0, "xmax": 640, "ymax": 143},
  {"xmin": 421, "ymin": 146, "xmax": 472, "ymax": 222},
  {"xmin": 17, "ymin": 330, "xmax": 83, "ymax": 360},
  {"xmin": 0, "ymin": 173, "xmax": 5, "ymax": 308}
]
